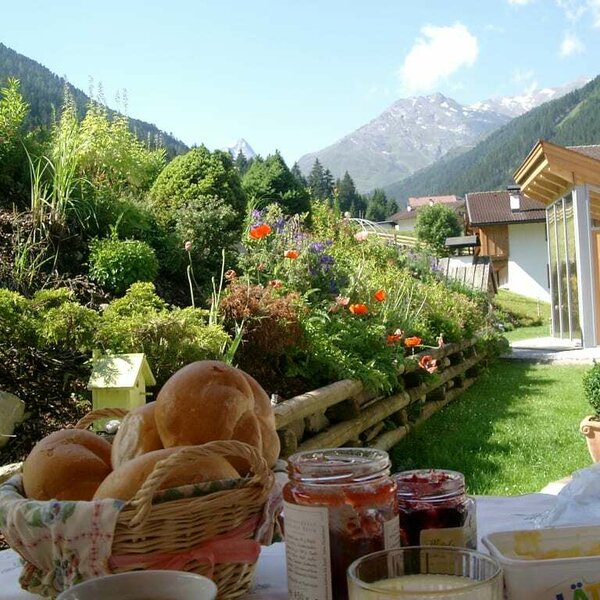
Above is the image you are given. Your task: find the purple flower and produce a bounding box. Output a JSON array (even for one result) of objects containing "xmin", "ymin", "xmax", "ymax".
[
  {"xmin": 251, "ymin": 209, "xmax": 264, "ymax": 225},
  {"xmin": 309, "ymin": 241, "xmax": 326, "ymax": 253},
  {"xmin": 272, "ymin": 217, "xmax": 286, "ymax": 233},
  {"xmin": 319, "ymin": 254, "xmax": 335, "ymax": 265}
]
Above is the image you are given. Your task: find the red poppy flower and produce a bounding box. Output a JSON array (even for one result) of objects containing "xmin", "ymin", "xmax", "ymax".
[
  {"xmin": 349, "ymin": 303, "xmax": 369, "ymax": 315},
  {"xmin": 374, "ymin": 289, "xmax": 386, "ymax": 302},
  {"xmin": 249, "ymin": 223, "xmax": 272, "ymax": 240},
  {"xmin": 419, "ymin": 355, "xmax": 438, "ymax": 374},
  {"xmin": 284, "ymin": 249, "xmax": 299, "ymax": 259},
  {"xmin": 404, "ymin": 336, "xmax": 422, "ymax": 348},
  {"xmin": 386, "ymin": 333, "xmax": 403, "ymax": 345},
  {"xmin": 269, "ymin": 279, "xmax": 283, "ymax": 288}
]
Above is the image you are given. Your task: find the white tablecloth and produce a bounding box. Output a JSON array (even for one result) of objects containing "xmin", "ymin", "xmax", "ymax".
[{"xmin": 0, "ymin": 493, "xmax": 558, "ymax": 599}]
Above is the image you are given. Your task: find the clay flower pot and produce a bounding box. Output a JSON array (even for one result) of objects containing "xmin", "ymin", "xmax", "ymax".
[{"xmin": 580, "ymin": 416, "xmax": 600, "ymax": 462}]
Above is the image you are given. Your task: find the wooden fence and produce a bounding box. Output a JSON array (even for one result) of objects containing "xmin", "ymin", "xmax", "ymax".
[{"xmin": 274, "ymin": 338, "xmax": 486, "ymax": 458}]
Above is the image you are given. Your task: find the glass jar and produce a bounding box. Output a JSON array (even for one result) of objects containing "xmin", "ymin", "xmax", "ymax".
[
  {"xmin": 394, "ymin": 469, "xmax": 476, "ymax": 549},
  {"xmin": 283, "ymin": 448, "xmax": 399, "ymax": 600}
]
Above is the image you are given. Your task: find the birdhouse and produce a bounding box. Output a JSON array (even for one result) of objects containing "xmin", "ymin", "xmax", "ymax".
[{"xmin": 88, "ymin": 353, "xmax": 156, "ymax": 414}]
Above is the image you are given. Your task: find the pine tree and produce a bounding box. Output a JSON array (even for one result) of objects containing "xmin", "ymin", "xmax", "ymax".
[
  {"xmin": 307, "ymin": 159, "xmax": 334, "ymax": 200},
  {"xmin": 291, "ymin": 161, "xmax": 307, "ymax": 187},
  {"xmin": 365, "ymin": 189, "xmax": 389, "ymax": 221},
  {"xmin": 337, "ymin": 171, "xmax": 359, "ymax": 214}
]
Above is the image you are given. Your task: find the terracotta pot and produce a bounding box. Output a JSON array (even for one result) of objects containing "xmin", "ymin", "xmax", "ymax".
[{"xmin": 580, "ymin": 416, "xmax": 600, "ymax": 462}]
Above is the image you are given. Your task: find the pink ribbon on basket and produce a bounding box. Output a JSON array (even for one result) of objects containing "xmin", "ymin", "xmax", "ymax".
[{"xmin": 108, "ymin": 515, "xmax": 261, "ymax": 576}]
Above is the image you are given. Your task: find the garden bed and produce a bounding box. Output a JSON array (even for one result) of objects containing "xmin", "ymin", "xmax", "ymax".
[{"xmin": 274, "ymin": 338, "xmax": 487, "ymax": 456}]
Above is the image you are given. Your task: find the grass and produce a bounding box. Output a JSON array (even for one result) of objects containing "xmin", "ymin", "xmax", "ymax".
[
  {"xmin": 391, "ymin": 359, "xmax": 590, "ymax": 495},
  {"xmin": 502, "ymin": 323, "xmax": 551, "ymax": 343},
  {"xmin": 493, "ymin": 289, "xmax": 551, "ymax": 328}
]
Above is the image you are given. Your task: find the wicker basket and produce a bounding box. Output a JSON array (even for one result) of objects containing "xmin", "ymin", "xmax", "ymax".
[{"xmin": 6, "ymin": 408, "xmax": 275, "ymax": 600}]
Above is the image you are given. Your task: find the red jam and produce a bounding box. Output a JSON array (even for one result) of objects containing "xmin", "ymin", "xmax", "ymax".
[
  {"xmin": 283, "ymin": 448, "xmax": 399, "ymax": 600},
  {"xmin": 394, "ymin": 469, "xmax": 477, "ymax": 549}
]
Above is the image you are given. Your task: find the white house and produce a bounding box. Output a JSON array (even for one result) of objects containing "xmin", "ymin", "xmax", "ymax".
[
  {"xmin": 514, "ymin": 141, "xmax": 600, "ymax": 347},
  {"xmin": 388, "ymin": 196, "xmax": 464, "ymax": 232},
  {"xmin": 465, "ymin": 190, "xmax": 550, "ymax": 302}
]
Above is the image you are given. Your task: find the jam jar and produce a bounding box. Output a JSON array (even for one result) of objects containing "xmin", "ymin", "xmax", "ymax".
[
  {"xmin": 283, "ymin": 448, "xmax": 399, "ymax": 600},
  {"xmin": 394, "ymin": 469, "xmax": 476, "ymax": 549}
]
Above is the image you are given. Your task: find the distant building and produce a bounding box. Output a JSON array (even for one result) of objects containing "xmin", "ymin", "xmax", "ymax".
[
  {"xmin": 514, "ymin": 140, "xmax": 600, "ymax": 347},
  {"xmin": 389, "ymin": 196, "xmax": 465, "ymax": 231},
  {"xmin": 465, "ymin": 189, "xmax": 549, "ymax": 302}
]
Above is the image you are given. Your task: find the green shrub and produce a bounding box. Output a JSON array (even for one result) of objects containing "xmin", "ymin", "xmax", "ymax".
[
  {"xmin": 95, "ymin": 283, "xmax": 230, "ymax": 387},
  {"xmin": 583, "ymin": 361, "xmax": 600, "ymax": 417},
  {"xmin": 0, "ymin": 288, "xmax": 35, "ymax": 347},
  {"xmin": 415, "ymin": 203, "xmax": 462, "ymax": 256},
  {"xmin": 88, "ymin": 237, "xmax": 158, "ymax": 295}
]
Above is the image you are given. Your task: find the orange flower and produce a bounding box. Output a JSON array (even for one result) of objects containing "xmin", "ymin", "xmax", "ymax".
[
  {"xmin": 349, "ymin": 303, "xmax": 369, "ymax": 315},
  {"xmin": 374, "ymin": 289, "xmax": 386, "ymax": 302},
  {"xmin": 284, "ymin": 249, "xmax": 299, "ymax": 259},
  {"xmin": 386, "ymin": 333, "xmax": 403, "ymax": 345},
  {"xmin": 249, "ymin": 223, "xmax": 272, "ymax": 240},
  {"xmin": 419, "ymin": 355, "xmax": 438, "ymax": 374},
  {"xmin": 269, "ymin": 279, "xmax": 283, "ymax": 288},
  {"xmin": 224, "ymin": 269, "xmax": 237, "ymax": 281},
  {"xmin": 404, "ymin": 336, "xmax": 422, "ymax": 348}
]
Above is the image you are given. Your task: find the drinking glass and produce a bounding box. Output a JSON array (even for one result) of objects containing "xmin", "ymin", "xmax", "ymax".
[{"xmin": 347, "ymin": 546, "xmax": 502, "ymax": 600}]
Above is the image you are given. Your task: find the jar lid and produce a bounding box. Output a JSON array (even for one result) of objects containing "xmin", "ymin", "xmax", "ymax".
[
  {"xmin": 287, "ymin": 448, "xmax": 391, "ymax": 484},
  {"xmin": 394, "ymin": 469, "xmax": 465, "ymax": 500}
]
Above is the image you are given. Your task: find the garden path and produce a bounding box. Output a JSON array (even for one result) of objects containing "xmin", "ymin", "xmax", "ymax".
[{"xmin": 505, "ymin": 336, "xmax": 600, "ymax": 364}]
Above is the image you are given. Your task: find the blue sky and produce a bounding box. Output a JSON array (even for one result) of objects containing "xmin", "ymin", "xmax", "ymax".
[{"xmin": 2, "ymin": 0, "xmax": 599, "ymax": 165}]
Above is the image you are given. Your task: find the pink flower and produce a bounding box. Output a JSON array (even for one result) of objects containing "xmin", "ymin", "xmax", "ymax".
[
  {"xmin": 419, "ymin": 355, "xmax": 438, "ymax": 374},
  {"xmin": 354, "ymin": 231, "xmax": 369, "ymax": 242}
]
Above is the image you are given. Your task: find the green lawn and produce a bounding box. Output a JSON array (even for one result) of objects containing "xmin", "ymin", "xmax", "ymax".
[
  {"xmin": 391, "ymin": 359, "xmax": 590, "ymax": 495},
  {"xmin": 502, "ymin": 324, "xmax": 551, "ymax": 343}
]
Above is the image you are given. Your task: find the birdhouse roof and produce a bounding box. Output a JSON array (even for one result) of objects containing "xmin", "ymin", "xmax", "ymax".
[{"xmin": 87, "ymin": 353, "xmax": 156, "ymax": 389}]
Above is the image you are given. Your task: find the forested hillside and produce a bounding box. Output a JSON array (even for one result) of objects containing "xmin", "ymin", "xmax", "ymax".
[
  {"xmin": 0, "ymin": 43, "xmax": 188, "ymax": 157},
  {"xmin": 382, "ymin": 74, "xmax": 600, "ymax": 202}
]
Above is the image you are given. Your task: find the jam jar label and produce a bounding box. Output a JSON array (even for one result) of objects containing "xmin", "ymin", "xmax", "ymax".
[
  {"xmin": 383, "ymin": 515, "xmax": 401, "ymax": 549},
  {"xmin": 283, "ymin": 501, "xmax": 333, "ymax": 600}
]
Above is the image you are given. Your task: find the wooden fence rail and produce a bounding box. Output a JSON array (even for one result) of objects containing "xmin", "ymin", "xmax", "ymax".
[{"xmin": 274, "ymin": 338, "xmax": 486, "ymax": 457}]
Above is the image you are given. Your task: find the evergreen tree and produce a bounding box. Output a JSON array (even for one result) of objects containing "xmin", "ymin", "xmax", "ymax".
[
  {"xmin": 307, "ymin": 159, "xmax": 334, "ymax": 201},
  {"xmin": 291, "ymin": 161, "xmax": 307, "ymax": 187},
  {"xmin": 242, "ymin": 151, "xmax": 311, "ymax": 215},
  {"xmin": 234, "ymin": 151, "xmax": 251, "ymax": 176},
  {"xmin": 365, "ymin": 189, "xmax": 389, "ymax": 221},
  {"xmin": 337, "ymin": 171, "xmax": 359, "ymax": 214}
]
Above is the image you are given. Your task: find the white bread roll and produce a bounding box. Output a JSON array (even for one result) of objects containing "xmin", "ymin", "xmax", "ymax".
[
  {"xmin": 93, "ymin": 446, "xmax": 239, "ymax": 501},
  {"xmin": 22, "ymin": 429, "xmax": 112, "ymax": 501},
  {"xmin": 111, "ymin": 402, "xmax": 163, "ymax": 469},
  {"xmin": 154, "ymin": 361, "xmax": 280, "ymax": 468}
]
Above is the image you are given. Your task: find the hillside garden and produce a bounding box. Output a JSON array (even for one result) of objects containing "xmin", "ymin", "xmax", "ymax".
[{"xmin": 0, "ymin": 80, "xmax": 506, "ymax": 470}]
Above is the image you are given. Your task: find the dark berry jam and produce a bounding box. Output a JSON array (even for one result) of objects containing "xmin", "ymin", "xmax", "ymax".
[{"xmin": 394, "ymin": 469, "xmax": 477, "ymax": 549}]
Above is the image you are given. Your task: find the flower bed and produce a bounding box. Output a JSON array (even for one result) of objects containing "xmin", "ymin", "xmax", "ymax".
[{"xmin": 274, "ymin": 338, "xmax": 487, "ymax": 457}]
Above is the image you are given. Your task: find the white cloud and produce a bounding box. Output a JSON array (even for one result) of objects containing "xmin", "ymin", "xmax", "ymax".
[
  {"xmin": 398, "ymin": 23, "xmax": 478, "ymax": 94},
  {"xmin": 555, "ymin": 0, "xmax": 600, "ymax": 23},
  {"xmin": 559, "ymin": 31, "xmax": 585, "ymax": 56},
  {"xmin": 507, "ymin": 0, "xmax": 534, "ymax": 5}
]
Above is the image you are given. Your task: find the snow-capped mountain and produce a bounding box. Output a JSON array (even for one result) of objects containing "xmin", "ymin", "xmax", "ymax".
[
  {"xmin": 297, "ymin": 78, "xmax": 589, "ymax": 193},
  {"xmin": 470, "ymin": 77, "xmax": 589, "ymax": 118},
  {"xmin": 297, "ymin": 93, "xmax": 510, "ymax": 193},
  {"xmin": 227, "ymin": 138, "xmax": 256, "ymax": 159}
]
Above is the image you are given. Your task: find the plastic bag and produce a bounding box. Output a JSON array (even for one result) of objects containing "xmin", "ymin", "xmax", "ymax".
[{"xmin": 534, "ymin": 461, "xmax": 600, "ymax": 528}]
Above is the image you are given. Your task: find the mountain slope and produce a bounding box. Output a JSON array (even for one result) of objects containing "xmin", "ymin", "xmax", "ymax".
[
  {"xmin": 381, "ymin": 75, "xmax": 600, "ymax": 202},
  {"xmin": 297, "ymin": 94, "xmax": 509, "ymax": 193},
  {"xmin": 0, "ymin": 43, "xmax": 188, "ymax": 158}
]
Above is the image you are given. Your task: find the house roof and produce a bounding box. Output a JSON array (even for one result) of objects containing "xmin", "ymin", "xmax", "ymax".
[
  {"xmin": 408, "ymin": 195, "xmax": 462, "ymax": 208},
  {"xmin": 513, "ymin": 140, "xmax": 600, "ymax": 212},
  {"xmin": 88, "ymin": 353, "xmax": 156, "ymax": 389},
  {"xmin": 466, "ymin": 191, "xmax": 546, "ymax": 226},
  {"xmin": 445, "ymin": 235, "xmax": 480, "ymax": 248},
  {"xmin": 389, "ymin": 199, "xmax": 465, "ymax": 223}
]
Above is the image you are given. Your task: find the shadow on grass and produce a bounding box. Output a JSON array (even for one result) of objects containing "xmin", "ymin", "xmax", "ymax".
[{"xmin": 390, "ymin": 358, "xmax": 584, "ymax": 494}]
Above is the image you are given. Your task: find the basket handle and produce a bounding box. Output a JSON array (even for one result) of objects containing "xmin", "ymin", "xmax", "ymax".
[
  {"xmin": 127, "ymin": 440, "xmax": 272, "ymax": 528},
  {"xmin": 75, "ymin": 407, "xmax": 129, "ymax": 430}
]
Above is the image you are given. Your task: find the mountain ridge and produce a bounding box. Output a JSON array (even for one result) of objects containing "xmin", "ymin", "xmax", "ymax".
[
  {"xmin": 0, "ymin": 43, "xmax": 188, "ymax": 158},
  {"xmin": 380, "ymin": 75, "xmax": 600, "ymax": 203},
  {"xmin": 297, "ymin": 78, "xmax": 587, "ymax": 193}
]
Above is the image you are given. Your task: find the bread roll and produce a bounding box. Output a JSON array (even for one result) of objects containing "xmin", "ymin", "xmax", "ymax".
[
  {"xmin": 111, "ymin": 402, "xmax": 163, "ymax": 469},
  {"xmin": 93, "ymin": 446, "xmax": 239, "ymax": 501},
  {"xmin": 154, "ymin": 361, "xmax": 280, "ymax": 468},
  {"xmin": 22, "ymin": 429, "xmax": 112, "ymax": 501}
]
